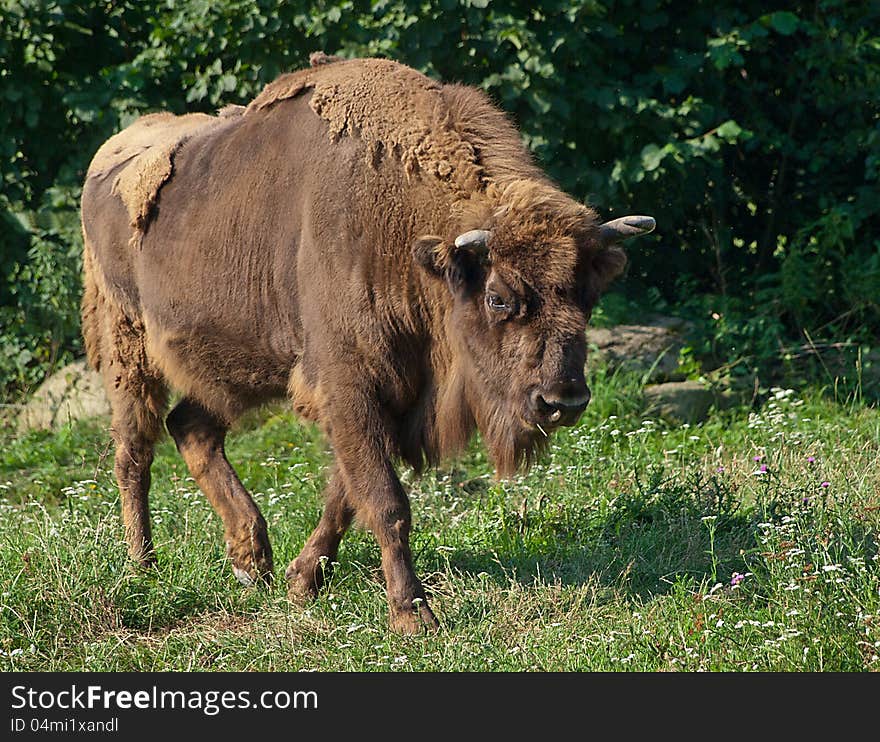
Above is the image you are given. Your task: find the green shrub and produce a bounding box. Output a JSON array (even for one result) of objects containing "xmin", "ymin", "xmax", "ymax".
[{"xmin": 2, "ymin": 1, "xmax": 877, "ymax": 399}]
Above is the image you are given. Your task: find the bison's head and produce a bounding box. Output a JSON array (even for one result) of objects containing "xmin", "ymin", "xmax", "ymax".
[{"xmin": 414, "ymin": 180, "xmax": 655, "ymax": 475}]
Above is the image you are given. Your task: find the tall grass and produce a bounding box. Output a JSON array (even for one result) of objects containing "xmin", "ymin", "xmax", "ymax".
[{"xmin": 0, "ymin": 370, "xmax": 877, "ymax": 671}]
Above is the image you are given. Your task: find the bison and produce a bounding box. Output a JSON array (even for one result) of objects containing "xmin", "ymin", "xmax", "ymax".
[{"xmin": 80, "ymin": 54, "xmax": 655, "ymax": 633}]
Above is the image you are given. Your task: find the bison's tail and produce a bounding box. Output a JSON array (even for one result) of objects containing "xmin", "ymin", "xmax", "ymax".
[
  {"xmin": 81, "ymin": 236, "xmax": 104, "ymax": 373},
  {"xmin": 80, "ymin": 229, "xmax": 169, "ymax": 440}
]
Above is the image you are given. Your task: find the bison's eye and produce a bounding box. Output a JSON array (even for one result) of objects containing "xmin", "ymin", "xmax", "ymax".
[{"xmin": 486, "ymin": 292, "xmax": 515, "ymax": 315}]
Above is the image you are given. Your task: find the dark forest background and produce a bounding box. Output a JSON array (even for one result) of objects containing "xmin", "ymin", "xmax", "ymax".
[{"xmin": 2, "ymin": 0, "xmax": 878, "ymax": 401}]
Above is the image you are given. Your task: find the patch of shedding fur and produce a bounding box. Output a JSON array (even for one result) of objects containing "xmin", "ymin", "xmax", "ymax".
[
  {"xmin": 218, "ymin": 104, "xmax": 246, "ymax": 118},
  {"xmin": 86, "ymin": 111, "xmax": 234, "ymax": 249},
  {"xmin": 248, "ymin": 59, "xmax": 494, "ymax": 198},
  {"xmin": 309, "ymin": 51, "xmax": 344, "ymax": 67}
]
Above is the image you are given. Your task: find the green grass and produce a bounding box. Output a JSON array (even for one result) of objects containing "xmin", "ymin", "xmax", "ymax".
[{"xmin": 1, "ymin": 369, "xmax": 878, "ymax": 672}]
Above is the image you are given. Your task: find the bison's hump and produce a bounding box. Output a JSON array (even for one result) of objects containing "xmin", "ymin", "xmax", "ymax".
[{"xmin": 246, "ymin": 57, "xmax": 485, "ymax": 193}]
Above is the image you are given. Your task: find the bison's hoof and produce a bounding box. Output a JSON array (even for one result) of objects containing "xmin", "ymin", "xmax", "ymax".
[
  {"xmin": 389, "ymin": 599, "xmax": 440, "ymax": 635},
  {"xmin": 225, "ymin": 539, "xmax": 273, "ymax": 587},
  {"xmin": 230, "ymin": 559, "xmax": 273, "ymax": 587},
  {"xmin": 232, "ymin": 565, "xmax": 256, "ymax": 586},
  {"xmin": 129, "ymin": 550, "xmax": 158, "ymax": 570},
  {"xmin": 284, "ymin": 555, "xmax": 330, "ymax": 603}
]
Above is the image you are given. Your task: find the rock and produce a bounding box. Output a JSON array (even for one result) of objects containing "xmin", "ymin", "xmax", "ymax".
[
  {"xmin": 587, "ymin": 316, "xmax": 690, "ymax": 382},
  {"xmin": 17, "ymin": 358, "xmax": 110, "ymax": 432},
  {"xmin": 713, "ymin": 386, "xmax": 753, "ymax": 411},
  {"xmin": 642, "ymin": 380, "xmax": 715, "ymax": 424}
]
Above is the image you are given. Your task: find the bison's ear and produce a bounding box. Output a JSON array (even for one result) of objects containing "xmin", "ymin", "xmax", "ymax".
[
  {"xmin": 413, "ymin": 232, "xmax": 489, "ymax": 296},
  {"xmin": 593, "ymin": 245, "xmax": 627, "ymax": 293},
  {"xmin": 412, "ymin": 235, "xmax": 448, "ymax": 278}
]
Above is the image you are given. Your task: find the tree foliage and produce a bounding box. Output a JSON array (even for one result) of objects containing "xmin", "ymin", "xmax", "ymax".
[{"xmin": 1, "ymin": 0, "xmax": 878, "ymax": 399}]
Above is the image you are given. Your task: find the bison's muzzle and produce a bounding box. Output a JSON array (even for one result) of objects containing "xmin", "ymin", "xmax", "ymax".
[{"xmin": 527, "ymin": 381, "xmax": 591, "ymax": 429}]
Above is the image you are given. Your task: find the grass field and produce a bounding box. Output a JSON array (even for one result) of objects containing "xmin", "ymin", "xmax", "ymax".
[{"xmin": 1, "ymin": 366, "xmax": 878, "ymax": 672}]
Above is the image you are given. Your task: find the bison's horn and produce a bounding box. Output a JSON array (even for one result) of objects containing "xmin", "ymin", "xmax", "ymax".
[
  {"xmin": 598, "ymin": 216, "xmax": 656, "ymax": 245},
  {"xmin": 454, "ymin": 229, "xmax": 491, "ymax": 253}
]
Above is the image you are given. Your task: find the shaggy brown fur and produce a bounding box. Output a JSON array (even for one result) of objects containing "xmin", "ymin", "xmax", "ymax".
[{"xmin": 81, "ymin": 55, "xmax": 651, "ymax": 634}]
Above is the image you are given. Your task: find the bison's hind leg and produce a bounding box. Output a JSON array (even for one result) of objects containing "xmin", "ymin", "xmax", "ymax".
[
  {"xmin": 286, "ymin": 466, "xmax": 354, "ymax": 601},
  {"xmin": 166, "ymin": 398, "xmax": 273, "ymax": 585},
  {"xmin": 89, "ymin": 296, "xmax": 168, "ymax": 566}
]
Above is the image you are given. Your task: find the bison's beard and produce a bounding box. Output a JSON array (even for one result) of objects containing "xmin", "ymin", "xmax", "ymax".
[
  {"xmin": 431, "ymin": 364, "xmax": 547, "ymax": 477},
  {"xmin": 478, "ymin": 404, "xmax": 549, "ymax": 478}
]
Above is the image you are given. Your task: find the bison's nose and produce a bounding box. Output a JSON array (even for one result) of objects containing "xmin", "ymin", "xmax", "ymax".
[{"xmin": 528, "ymin": 383, "xmax": 591, "ymax": 428}]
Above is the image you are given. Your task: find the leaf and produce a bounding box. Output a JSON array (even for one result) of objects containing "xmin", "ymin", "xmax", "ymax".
[
  {"xmin": 528, "ymin": 91, "xmax": 550, "ymax": 114},
  {"xmin": 641, "ymin": 143, "xmax": 666, "ymax": 172},
  {"xmin": 640, "ymin": 12, "xmax": 668, "ymax": 32},
  {"xmin": 498, "ymin": 28, "xmax": 523, "ymax": 50},
  {"xmin": 766, "ymin": 11, "xmax": 799, "ymax": 36},
  {"xmin": 707, "ymin": 41, "xmax": 744, "ymax": 70},
  {"xmin": 716, "ymin": 120, "xmax": 743, "ymax": 141},
  {"xmin": 662, "ymin": 71, "xmax": 687, "ymax": 95},
  {"xmin": 219, "ymin": 73, "xmax": 237, "ymax": 93}
]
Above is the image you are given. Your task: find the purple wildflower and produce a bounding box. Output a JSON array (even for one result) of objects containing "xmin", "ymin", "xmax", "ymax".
[
  {"xmin": 807, "ymin": 456, "xmax": 816, "ymax": 463},
  {"xmin": 753, "ymin": 455, "xmax": 763, "ymax": 462},
  {"xmin": 820, "ymin": 481, "xmax": 830, "ymax": 488},
  {"xmin": 731, "ymin": 572, "xmax": 745, "ymax": 586},
  {"xmin": 759, "ymin": 464, "xmax": 768, "ymax": 473}
]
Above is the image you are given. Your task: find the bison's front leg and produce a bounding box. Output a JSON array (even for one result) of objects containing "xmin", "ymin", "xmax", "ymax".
[
  {"xmin": 354, "ymin": 460, "xmax": 438, "ymax": 634},
  {"xmin": 372, "ymin": 492, "xmax": 440, "ymax": 634},
  {"xmin": 298, "ymin": 385, "xmax": 438, "ymax": 634}
]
